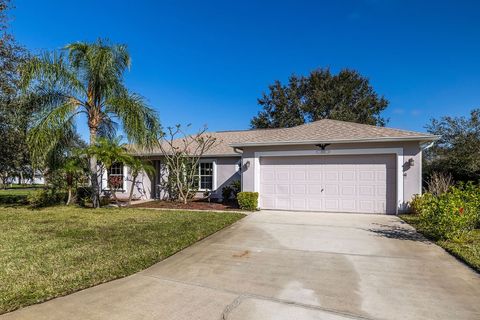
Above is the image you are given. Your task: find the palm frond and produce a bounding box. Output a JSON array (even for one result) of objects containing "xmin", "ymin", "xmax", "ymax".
[
  {"xmin": 97, "ymin": 113, "xmax": 118, "ymax": 140},
  {"xmin": 27, "ymin": 100, "xmax": 80, "ymax": 166},
  {"xmin": 105, "ymin": 92, "xmax": 161, "ymax": 148},
  {"xmin": 66, "ymin": 39, "xmax": 130, "ymax": 102},
  {"xmin": 20, "ymin": 50, "xmax": 85, "ymax": 96}
]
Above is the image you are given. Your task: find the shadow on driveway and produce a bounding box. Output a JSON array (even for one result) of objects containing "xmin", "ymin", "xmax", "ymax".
[{"xmin": 366, "ymin": 222, "xmax": 430, "ymax": 243}]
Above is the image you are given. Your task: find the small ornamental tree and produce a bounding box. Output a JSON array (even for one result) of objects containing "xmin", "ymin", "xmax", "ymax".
[
  {"xmin": 158, "ymin": 125, "xmax": 217, "ymax": 204},
  {"xmin": 125, "ymin": 156, "xmax": 155, "ymax": 206}
]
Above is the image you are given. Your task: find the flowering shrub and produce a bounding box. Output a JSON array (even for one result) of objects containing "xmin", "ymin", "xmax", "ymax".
[{"xmin": 411, "ymin": 183, "xmax": 480, "ymax": 240}]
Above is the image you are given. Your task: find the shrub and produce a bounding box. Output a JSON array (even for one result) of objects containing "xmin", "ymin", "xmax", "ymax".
[
  {"xmin": 412, "ymin": 183, "xmax": 480, "ymax": 240},
  {"xmin": 409, "ymin": 194, "xmax": 424, "ymax": 214},
  {"xmin": 222, "ymin": 185, "xmax": 233, "ymax": 202},
  {"xmin": 0, "ymin": 193, "xmax": 29, "ymax": 205},
  {"xmin": 222, "ymin": 180, "xmax": 241, "ymax": 203},
  {"xmin": 27, "ymin": 188, "xmax": 67, "ymax": 208},
  {"xmin": 76, "ymin": 186, "xmax": 93, "ymax": 207},
  {"xmin": 237, "ymin": 192, "xmax": 258, "ymax": 211},
  {"xmin": 100, "ymin": 196, "xmax": 111, "ymax": 206},
  {"xmin": 231, "ymin": 180, "xmax": 241, "ymax": 197}
]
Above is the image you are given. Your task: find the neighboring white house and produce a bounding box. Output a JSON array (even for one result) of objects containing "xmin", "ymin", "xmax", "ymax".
[
  {"xmin": 112, "ymin": 119, "xmax": 438, "ymax": 214},
  {"xmin": 10, "ymin": 171, "xmax": 45, "ymax": 185}
]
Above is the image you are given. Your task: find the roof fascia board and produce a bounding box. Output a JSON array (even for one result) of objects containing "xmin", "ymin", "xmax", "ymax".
[{"xmin": 230, "ymin": 136, "xmax": 440, "ymax": 148}]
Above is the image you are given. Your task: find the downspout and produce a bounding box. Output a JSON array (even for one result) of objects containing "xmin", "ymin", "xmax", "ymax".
[
  {"xmin": 421, "ymin": 141, "xmax": 435, "ymax": 150},
  {"xmin": 233, "ymin": 147, "xmax": 244, "ymax": 192}
]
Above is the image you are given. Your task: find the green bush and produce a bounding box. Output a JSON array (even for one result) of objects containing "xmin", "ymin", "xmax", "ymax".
[
  {"xmin": 237, "ymin": 192, "xmax": 258, "ymax": 211},
  {"xmin": 411, "ymin": 183, "xmax": 480, "ymax": 240},
  {"xmin": 27, "ymin": 189, "xmax": 67, "ymax": 208},
  {"xmin": 76, "ymin": 186, "xmax": 93, "ymax": 206},
  {"xmin": 222, "ymin": 180, "xmax": 242, "ymax": 203},
  {"xmin": 0, "ymin": 193, "xmax": 29, "ymax": 205},
  {"xmin": 409, "ymin": 194, "xmax": 424, "ymax": 214},
  {"xmin": 231, "ymin": 180, "xmax": 241, "ymax": 197},
  {"xmin": 222, "ymin": 185, "xmax": 233, "ymax": 202}
]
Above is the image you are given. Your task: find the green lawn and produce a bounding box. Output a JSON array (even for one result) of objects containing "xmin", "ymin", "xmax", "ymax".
[
  {"xmin": 0, "ymin": 206, "xmax": 245, "ymax": 314},
  {"xmin": 400, "ymin": 214, "xmax": 480, "ymax": 273}
]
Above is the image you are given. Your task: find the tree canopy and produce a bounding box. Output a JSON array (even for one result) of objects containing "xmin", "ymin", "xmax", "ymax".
[
  {"xmin": 0, "ymin": 0, "xmax": 32, "ymax": 186},
  {"xmin": 425, "ymin": 109, "xmax": 480, "ymax": 182},
  {"xmin": 251, "ymin": 68, "xmax": 389, "ymax": 128}
]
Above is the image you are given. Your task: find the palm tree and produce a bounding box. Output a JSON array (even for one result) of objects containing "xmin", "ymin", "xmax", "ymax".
[
  {"xmin": 20, "ymin": 39, "xmax": 161, "ymax": 207},
  {"xmin": 86, "ymin": 137, "xmax": 133, "ymax": 207},
  {"xmin": 62, "ymin": 154, "xmax": 88, "ymax": 206}
]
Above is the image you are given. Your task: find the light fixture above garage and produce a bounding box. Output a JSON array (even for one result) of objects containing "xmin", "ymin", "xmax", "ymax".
[{"xmin": 315, "ymin": 143, "xmax": 331, "ymax": 150}]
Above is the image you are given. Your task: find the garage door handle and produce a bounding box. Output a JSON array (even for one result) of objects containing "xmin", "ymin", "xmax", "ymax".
[{"xmin": 321, "ymin": 188, "xmax": 324, "ymax": 192}]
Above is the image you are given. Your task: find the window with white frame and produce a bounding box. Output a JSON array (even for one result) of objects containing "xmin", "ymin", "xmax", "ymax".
[
  {"xmin": 107, "ymin": 163, "xmax": 124, "ymax": 190},
  {"xmin": 199, "ymin": 162, "xmax": 213, "ymax": 190}
]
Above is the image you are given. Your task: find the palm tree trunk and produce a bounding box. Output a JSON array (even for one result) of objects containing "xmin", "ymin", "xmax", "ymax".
[
  {"xmin": 89, "ymin": 128, "xmax": 100, "ymax": 208},
  {"xmin": 66, "ymin": 187, "xmax": 73, "ymax": 205}
]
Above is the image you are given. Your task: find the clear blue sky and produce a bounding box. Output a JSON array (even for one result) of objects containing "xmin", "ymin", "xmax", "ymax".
[{"xmin": 9, "ymin": 0, "xmax": 480, "ymax": 138}]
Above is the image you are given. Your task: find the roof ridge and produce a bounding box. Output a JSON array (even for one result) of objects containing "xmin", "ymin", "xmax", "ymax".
[{"xmin": 304, "ymin": 118, "xmax": 431, "ymax": 135}]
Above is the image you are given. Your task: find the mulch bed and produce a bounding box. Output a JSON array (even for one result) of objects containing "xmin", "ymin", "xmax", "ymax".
[{"xmin": 132, "ymin": 199, "xmax": 242, "ymax": 211}]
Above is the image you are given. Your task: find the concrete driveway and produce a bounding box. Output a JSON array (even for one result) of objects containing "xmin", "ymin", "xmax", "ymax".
[{"xmin": 3, "ymin": 211, "xmax": 480, "ymax": 320}]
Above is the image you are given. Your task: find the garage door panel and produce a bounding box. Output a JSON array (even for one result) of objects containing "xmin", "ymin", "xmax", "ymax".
[
  {"xmin": 261, "ymin": 184, "xmax": 275, "ymax": 195},
  {"xmin": 292, "ymin": 184, "xmax": 306, "ymax": 195},
  {"xmin": 359, "ymin": 185, "xmax": 375, "ymax": 196},
  {"xmin": 293, "ymin": 171, "xmax": 306, "ymax": 181},
  {"xmin": 308, "ymin": 198, "xmax": 322, "ymax": 210},
  {"xmin": 377, "ymin": 185, "xmax": 387, "ymax": 196},
  {"xmin": 341, "ymin": 185, "xmax": 355, "ymax": 196},
  {"xmin": 276, "ymin": 171, "xmax": 290, "ymax": 181},
  {"xmin": 307, "ymin": 184, "xmax": 323, "ymax": 195},
  {"xmin": 359, "ymin": 170, "xmax": 376, "ymax": 181},
  {"xmin": 261, "ymin": 170, "xmax": 275, "ymax": 181},
  {"xmin": 307, "ymin": 171, "xmax": 322, "ymax": 180},
  {"xmin": 359, "ymin": 200, "xmax": 375, "ymax": 212},
  {"xmin": 324, "ymin": 172, "xmax": 339, "ymax": 182},
  {"xmin": 259, "ymin": 154, "xmax": 396, "ymax": 214},
  {"xmin": 291, "ymin": 198, "xmax": 307, "ymax": 210},
  {"xmin": 325, "ymin": 199, "xmax": 340, "ymax": 211},
  {"xmin": 340, "ymin": 199, "xmax": 356, "ymax": 211},
  {"xmin": 342, "ymin": 171, "xmax": 356, "ymax": 181},
  {"xmin": 275, "ymin": 198, "xmax": 290, "ymax": 210},
  {"xmin": 324, "ymin": 184, "xmax": 339, "ymax": 196},
  {"xmin": 262, "ymin": 196, "xmax": 275, "ymax": 208},
  {"xmin": 275, "ymin": 184, "xmax": 290, "ymax": 195}
]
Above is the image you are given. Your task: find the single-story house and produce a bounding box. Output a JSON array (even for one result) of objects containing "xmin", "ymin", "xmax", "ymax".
[{"xmin": 107, "ymin": 119, "xmax": 438, "ymax": 214}]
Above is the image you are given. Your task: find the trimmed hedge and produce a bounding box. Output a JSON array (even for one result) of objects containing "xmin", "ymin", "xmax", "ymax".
[{"xmin": 237, "ymin": 192, "xmax": 258, "ymax": 211}]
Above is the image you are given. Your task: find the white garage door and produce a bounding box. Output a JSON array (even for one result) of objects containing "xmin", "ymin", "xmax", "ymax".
[{"xmin": 260, "ymin": 154, "xmax": 396, "ymax": 214}]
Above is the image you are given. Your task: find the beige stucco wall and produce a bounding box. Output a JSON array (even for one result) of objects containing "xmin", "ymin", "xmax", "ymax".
[
  {"xmin": 240, "ymin": 141, "xmax": 423, "ymax": 212},
  {"xmin": 196, "ymin": 157, "xmax": 241, "ymax": 199},
  {"xmin": 128, "ymin": 157, "xmax": 241, "ymax": 200}
]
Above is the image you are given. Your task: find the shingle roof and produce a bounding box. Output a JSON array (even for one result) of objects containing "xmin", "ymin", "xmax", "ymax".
[{"xmin": 141, "ymin": 119, "xmax": 438, "ymax": 156}]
